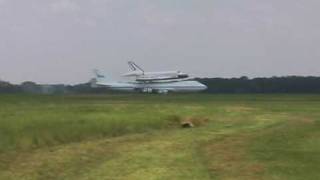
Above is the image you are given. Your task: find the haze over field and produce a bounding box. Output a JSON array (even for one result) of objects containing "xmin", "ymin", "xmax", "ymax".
[{"xmin": 0, "ymin": 0, "xmax": 320, "ymax": 84}]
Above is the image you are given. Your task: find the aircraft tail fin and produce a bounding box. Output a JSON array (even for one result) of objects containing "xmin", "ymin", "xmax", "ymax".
[
  {"xmin": 92, "ymin": 69, "xmax": 110, "ymax": 87},
  {"xmin": 128, "ymin": 61, "xmax": 144, "ymax": 73},
  {"xmin": 93, "ymin": 69, "xmax": 106, "ymax": 81}
]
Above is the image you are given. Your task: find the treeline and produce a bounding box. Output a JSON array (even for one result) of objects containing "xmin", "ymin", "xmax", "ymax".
[
  {"xmin": 1, "ymin": 76, "xmax": 320, "ymax": 94},
  {"xmin": 198, "ymin": 76, "xmax": 320, "ymax": 93},
  {"xmin": 0, "ymin": 81, "xmax": 109, "ymax": 94},
  {"xmin": 0, "ymin": 81, "xmax": 21, "ymax": 93}
]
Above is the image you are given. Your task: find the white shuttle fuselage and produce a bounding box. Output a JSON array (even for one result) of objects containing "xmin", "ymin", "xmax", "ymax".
[{"xmin": 123, "ymin": 61, "xmax": 189, "ymax": 82}]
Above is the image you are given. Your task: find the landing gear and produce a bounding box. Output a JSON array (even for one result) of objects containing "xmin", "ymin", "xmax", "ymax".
[
  {"xmin": 157, "ymin": 89, "xmax": 169, "ymax": 94},
  {"xmin": 140, "ymin": 88, "xmax": 169, "ymax": 94},
  {"xmin": 141, "ymin": 88, "xmax": 153, "ymax": 93}
]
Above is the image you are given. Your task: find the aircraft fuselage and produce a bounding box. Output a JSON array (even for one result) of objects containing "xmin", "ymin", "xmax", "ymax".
[{"xmin": 96, "ymin": 80, "xmax": 207, "ymax": 94}]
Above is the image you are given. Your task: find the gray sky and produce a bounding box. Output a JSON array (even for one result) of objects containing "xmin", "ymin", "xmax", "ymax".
[{"xmin": 0, "ymin": 0, "xmax": 320, "ymax": 84}]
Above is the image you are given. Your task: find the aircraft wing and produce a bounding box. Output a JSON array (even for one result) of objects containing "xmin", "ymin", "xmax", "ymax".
[{"xmin": 136, "ymin": 75, "xmax": 190, "ymax": 82}]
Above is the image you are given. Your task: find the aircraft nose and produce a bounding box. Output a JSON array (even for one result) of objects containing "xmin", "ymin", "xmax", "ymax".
[{"xmin": 200, "ymin": 84, "xmax": 207, "ymax": 90}]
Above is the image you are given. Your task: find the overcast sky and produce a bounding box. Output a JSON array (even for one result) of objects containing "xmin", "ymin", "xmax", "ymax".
[{"xmin": 0, "ymin": 0, "xmax": 320, "ymax": 84}]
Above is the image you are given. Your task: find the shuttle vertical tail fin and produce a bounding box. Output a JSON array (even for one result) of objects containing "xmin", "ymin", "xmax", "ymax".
[{"xmin": 128, "ymin": 61, "xmax": 144, "ymax": 74}]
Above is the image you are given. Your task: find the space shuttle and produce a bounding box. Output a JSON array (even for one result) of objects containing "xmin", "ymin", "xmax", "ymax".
[{"xmin": 123, "ymin": 61, "xmax": 189, "ymax": 82}]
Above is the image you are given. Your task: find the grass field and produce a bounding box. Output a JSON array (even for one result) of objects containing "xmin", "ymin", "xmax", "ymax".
[{"xmin": 0, "ymin": 94, "xmax": 320, "ymax": 180}]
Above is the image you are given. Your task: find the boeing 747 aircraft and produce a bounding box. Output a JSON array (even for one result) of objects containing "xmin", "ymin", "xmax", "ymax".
[{"xmin": 92, "ymin": 62, "xmax": 207, "ymax": 94}]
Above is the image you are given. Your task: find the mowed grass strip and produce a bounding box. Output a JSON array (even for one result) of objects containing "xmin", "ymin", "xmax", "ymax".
[
  {"xmin": 201, "ymin": 116, "xmax": 320, "ymax": 180},
  {"xmin": 250, "ymin": 118, "xmax": 320, "ymax": 180}
]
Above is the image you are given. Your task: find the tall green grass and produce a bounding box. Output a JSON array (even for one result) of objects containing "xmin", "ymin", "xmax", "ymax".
[
  {"xmin": 1, "ymin": 94, "xmax": 320, "ymax": 152},
  {"xmin": 0, "ymin": 94, "xmax": 217, "ymax": 151}
]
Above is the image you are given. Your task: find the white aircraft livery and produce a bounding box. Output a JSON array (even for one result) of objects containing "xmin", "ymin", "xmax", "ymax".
[
  {"xmin": 123, "ymin": 61, "xmax": 189, "ymax": 82},
  {"xmin": 92, "ymin": 62, "xmax": 207, "ymax": 94}
]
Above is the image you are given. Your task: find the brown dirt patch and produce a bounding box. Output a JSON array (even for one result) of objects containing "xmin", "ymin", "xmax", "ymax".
[{"xmin": 167, "ymin": 115, "xmax": 210, "ymax": 128}]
